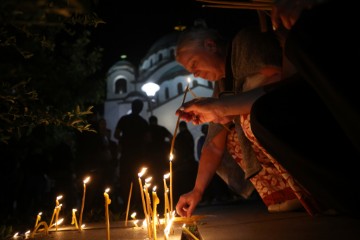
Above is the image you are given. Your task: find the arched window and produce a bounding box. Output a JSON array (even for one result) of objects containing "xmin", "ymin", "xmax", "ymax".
[
  {"xmin": 115, "ymin": 78, "xmax": 127, "ymax": 94},
  {"xmin": 193, "ymin": 80, "xmax": 198, "ymax": 87},
  {"xmin": 177, "ymin": 83, "xmax": 183, "ymax": 95},
  {"xmin": 208, "ymin": 81, "xmax": 213, "ymax": 88},
  {"xmin": 165, "ymin": 87, "xmax": 169, "ymax": 99}
]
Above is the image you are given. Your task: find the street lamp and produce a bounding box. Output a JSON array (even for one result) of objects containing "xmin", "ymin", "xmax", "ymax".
[{"xmin": 141, "ymin": 82, "xmax": 160, "ymax": 114}]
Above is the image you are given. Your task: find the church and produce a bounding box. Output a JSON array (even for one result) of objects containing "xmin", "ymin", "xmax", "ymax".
[{"xmin": 103, "ymin": 27, "xmax": 214, "ymax": 146}]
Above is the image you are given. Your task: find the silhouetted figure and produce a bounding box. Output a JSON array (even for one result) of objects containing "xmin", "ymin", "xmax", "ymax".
[
  {"xmin": 114, "ymin": 99, "xmax": 149, "ymax": 216},
  {"xmin": 145, "ymin": 115, "xmax": 172, "ymax": 181},
  {"xmin": 144, "ymin": 115, "xmax": 172, "ymax": 214},
  {"xmin": 173, "ymin": 121, "xmax": 198, "ymax": 203},
  {"xmin": 196, "ymin": 124, "xmax": 209, "ymax": 161}
]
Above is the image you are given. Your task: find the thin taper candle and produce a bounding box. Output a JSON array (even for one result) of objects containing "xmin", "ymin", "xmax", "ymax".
[
  {"xmin": 104, "ymin": 188, "xmax": 111, "ymax": 240},
  {"xmin": 125, "ymin": 181, "xmax": 133, "ymax": 226},
  {"xmin": 79, "ymin": 176, "xmax": 90, "ymax": 230},
  {"xmin": 169, "ymin": 81, "xmax": 190, "ymax": 212}
]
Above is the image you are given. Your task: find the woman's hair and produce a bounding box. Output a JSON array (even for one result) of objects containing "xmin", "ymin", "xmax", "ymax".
[{"xmin": 175, "ymin": 23, "xmax": 227, "ymax": 57}]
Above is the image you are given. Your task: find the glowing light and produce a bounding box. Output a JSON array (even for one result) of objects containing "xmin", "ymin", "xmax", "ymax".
[{"xmin": 141, "ymin": 82, "xmax": 160, "ymax": 97}]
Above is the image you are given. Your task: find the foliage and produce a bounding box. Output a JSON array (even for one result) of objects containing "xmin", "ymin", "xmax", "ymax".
[
  {"xmin": 0, "ymin": 0, "xmax": 106, "ymax": 144},
  {"xmin": 0, "ymin": 225, "xmax": 12, "ymax": 240}
]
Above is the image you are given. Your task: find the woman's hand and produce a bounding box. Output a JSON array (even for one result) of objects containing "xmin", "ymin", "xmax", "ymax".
[
  {"xmin": 176, "ymin": 189, "xmax": 203, "ymax": 218},
  {"xmin": 176, "ymin": 97, "xmax": 232, "ymax": 125}
]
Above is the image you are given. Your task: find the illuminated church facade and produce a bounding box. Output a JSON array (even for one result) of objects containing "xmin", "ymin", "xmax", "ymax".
[{"xmin": 103, "ymin": 30, "xmax": 214, "ymax": 149}]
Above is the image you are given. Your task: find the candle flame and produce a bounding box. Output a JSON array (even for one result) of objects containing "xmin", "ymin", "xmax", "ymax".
[
  {"xmin": 54, "ymin": 218, "xmax": 64, "ymax": 226},
  {"xmin": 169, "ymin": 154, "xmax": 174, "ymax": 161},
  {"xmin": 105, "ymin": 188, "xmax": 110, "ymax": 193},
  {"xmin": 83, "ymin": 176, "xmax": 90, "ymax": 184},
  {"xmin": 81, "ymin": 224, "xmax": 86, "ymax": 229},
  {"xmin": 72, "ymin": 208, "xmax": 77, "ymax": 212},
  {"xmin": 13, "ymin": 232, "xmax": 19, "ymax": 238},
  {"xmin": 145, "ymin": 176, "xmax": 152, "ymax": 183},
  {"xmin": 163, "ymin": 173, "xmax": 170, "ymax": 179},
  {"xmin": 138, "ymin": 167, "xmax": 147, "ymax": 177},
  {"xmin": 38, "ymin": 212, "xmax": 42, "ymax": 216},
  {"xmin": 153, "ymin": 186, "xmax": 157, "ymax": 192},
  {"xmin": 164, "ymin": 211, "xmax": 175, "ymax": 237},
  {"xmin": 187, "ymin": 77, "xmax": 191, "ymax": 83},
  {"xmin": 56, "ymin": 195, "xmax": 63, "ymax": 200},
  {"xmin": 131, "ymin": 212, "xmax": 137, "ymax": 219},
  {"xmin": 142, "ymin": 219, "xmax": 147, "ymax": 227}
]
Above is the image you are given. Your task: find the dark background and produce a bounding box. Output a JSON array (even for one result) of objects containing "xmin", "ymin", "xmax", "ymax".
[{"xmin": 94, "ymin": 0, "xmax": 261, "ymax": 68}]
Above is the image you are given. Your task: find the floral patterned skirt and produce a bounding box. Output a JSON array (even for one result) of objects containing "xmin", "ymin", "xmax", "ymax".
[{"xmin": 227, "ymin": 114, "xmax": 320, "ymax": 215}]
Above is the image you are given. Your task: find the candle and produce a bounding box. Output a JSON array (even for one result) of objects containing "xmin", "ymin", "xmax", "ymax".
[
  {"xmin": 144, "ymin": 182, "xmax": 153, "ymax": 239},
  {"xmin": 182, "ymin": 224, "xmax": 200, "ymax": 240},
  {"xmin": 163, "ymin": 173, "xmax": 170, "ymax": 219},
  {"xmin": 138, "ymin": 168, "xmax": 152, "ymax": 238},
  {"xmin": 30, "ymin": 220, "xmax": 49, "ymax": 239},
  {"xmin": 187, "ymin": 77, "xmax": 197, "ymax": 98},
  {"xmin": 144, "ymin": 181, "xmax": 153, "ymax": 218},
  {"xmin": 49, "ymin": 195, "xmax": 62, "ymax": 230},
  {"xmin": 164, "ymin": 211, "xmax": 175, "ymax": 240},
  {"xmin": 104, "ymin": 188, "xmax": 111, "ymax": 240},
  {"xmin": 169, "ymin": 154, "xmax": 174, "ymax": 212},
  {"xmin": 125, "ymin": 181, "xmax": 133, "ymax": 226},
  {"xmin": 34, "ymin": 212, "xmax": 42, "ymax": 229},
  {"xmin": 169, "ymin": 80, "xmax": 190, "ymax": 212},
  {"xmin": 55, "ymin": 204, "xmax": 62, "ymax": 231},
  {"xmin": 138, "ymin": 168, "xmax": 149, "ymax": 218},
  {"xmin": 152, "ymin": 186, "xmax": 160, "ymax": 240},
  {"xmin": 71, "ymin": 209, "xmax": 79, "ymax": 229},
  {"xmin": 130, "ymin": 212, "xmax": 137, "ymax": 227},
  {"xmin": 79, "ymin": 176, "xmax": 90, "ymax": 230},
  {"xmin": 48, "ymin": 207, "xmax": 56, "ymax": 229}
]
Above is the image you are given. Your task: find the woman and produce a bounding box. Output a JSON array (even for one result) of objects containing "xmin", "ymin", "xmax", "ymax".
[{"xmin": 175, "ymin": 25, "xmax": 320, "ymax": 218}]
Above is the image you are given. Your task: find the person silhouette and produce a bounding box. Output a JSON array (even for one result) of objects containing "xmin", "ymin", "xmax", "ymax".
[
  {"xmin": 114, "ymin": 99, "xmax": 149, "ymax": 216},
  {"xmin": 173, "ymin": 121, "xmax": 198, "ymax": 204},
  {"xmin": 143, "ymin": 115, "xmax": 173, "ymax": 215},
  {"xmin": 145, "ymin": 115, "xmax": 172, "ymax": 182}
]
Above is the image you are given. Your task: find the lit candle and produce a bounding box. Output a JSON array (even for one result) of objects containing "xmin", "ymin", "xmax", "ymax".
[
  {"xmin": 182, "ymin": 224, "xmax": 200, "ymax": 240},
  {"xmin": 131, "ymin": 212, "xmax": 137, "ymax": 227},
  {"xmin": 71, "ymin": 209, "xmax": 79, "ymax": 229},
  {"xmin": 138, "ymin": 168, "xmax": 151, "ymax": 238},
  {"xmin": 144, "ymin": 178, "xmax": 153, "ymax": 218},
  {"xmin": 138, "ymin": 168, "xmax": 149, "ymax": 218},
  {"xmin": 104, "ymin": 188, "xmax": 111, "ymax": 240},
  {"xmin": 163, "ymin": 173, "xmax": 170, "ymax": 219},
  {"xmin": 79, "ymin": 176, "xmax": 90, "ymax": 230},
  {"xmin": 125, "ymin": 181, "xmax": 133, "ymax": 226},
  {"xmin": 164, "ymin": 211, "xmax": 175, "ymax": 240},
  {"xmin": 169, "ymin": 154, "xmax": 174, "ymax": 212},
  {"xmin": 152, "ymin": 186, "xmax": 160, "ymax": 240},
  {"xmin": 34, "ymin": 212, "xmax": 42, "ymax": 229},
  {"xmin": 49, "ymin": 195, "xmax": 62, "ymax": 230},
  {"xmin": 187, "ymin": 77, "xmax": 197, "ymax": 98},
  {"xmin": 144, "ymin": 182, "xmax": 153, "ymax": 239},
  {"xmin": 169, "ymin": 80, "xmax": 190, "ymax": 212},
  {"xmin": 55, "ymin": 204, "xmax": 62, "ymax": 231}
]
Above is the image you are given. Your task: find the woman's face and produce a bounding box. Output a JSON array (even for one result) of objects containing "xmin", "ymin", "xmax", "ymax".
[{"xmin": 176, "ymin": 40, "xmax": 226, "ymax": 81}]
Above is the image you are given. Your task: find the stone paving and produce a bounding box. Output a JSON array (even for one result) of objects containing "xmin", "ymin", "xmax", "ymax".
[{"xmin": 17, "ymin": 199, "xmax": 360, "ymax": 240}]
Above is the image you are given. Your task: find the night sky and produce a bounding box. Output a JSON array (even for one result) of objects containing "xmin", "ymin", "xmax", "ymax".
[{"xmin": 93, "ymin": 0, "xmax": 260, "ymax": 68}]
